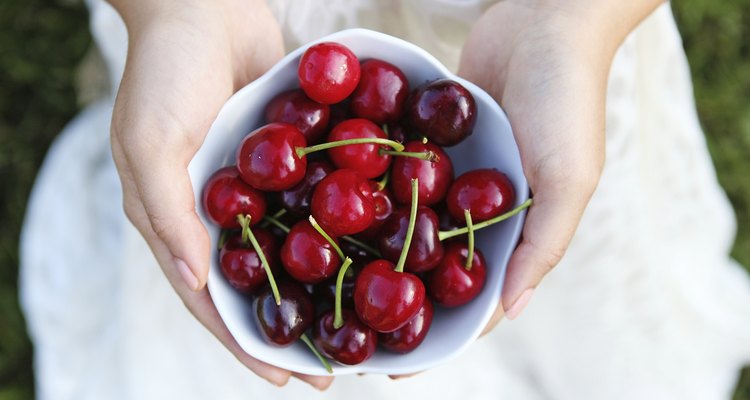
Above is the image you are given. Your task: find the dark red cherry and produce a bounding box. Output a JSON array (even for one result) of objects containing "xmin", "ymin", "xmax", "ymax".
[
  {"xmin": 446, "ymin": 168, "xmax": 515, "ymax": 222},
  {"xmin": 236, "ymin": 122, "xmax": 307, "ymax": 191},
  {"xmin": 429, "ymin": 242, "xmax": 487, "ymax": 307},
  {"xmin": 390, "ymin": 140, "xmax": 453, "ymax": 206},
  {"xmin": 327, "ymin": 119, "xmax": 390, "ymax": 179},
  {"xmin": 313, "ymin": 309, "xmax": 377, "ymax": 365},
  {"xmin": 264, "ymin": 89, "xmax": 330, "ymax": 145},
  {"xmin": 281, "ymin": 220, "xmax": 341, "ymax": 284},
  {"xmin": 386, "ymin": 122, "xmax": 408, "ymax": 144},
  {"xmin": 356, "ymin": 181, "xmax": 394, "ymax": 240},
  {"xmin": 378, "ymin": 206, "xmax": 444, "ymax": 273},
  {"xmin": 311, "ymin": 169, "xmax": 376, "ymax": 237},
  {"xmin": 407, "ymin": 79, "xmax": 477, "ymax": 146},
  {"xmin": 202, "ymin": 166, "xmax": 266, "ymax": 229},
  {"xmin": 379, "ymin": 297, "xmax": 434, "ymax": 353},
  {"xmin": 253, "ymin": 281, "xmax": 314, "ymax": 347},
  {"xmin": 353, "ymin": 259, "xmax": 425, "ymax": 333},
  {"xmin": 350, "ymin": 59, "xmax": 409, "ymax": 124},
  {"xmin": 298, "ymin": 42, "xmax": 360, "ymax": 104},
  {"xmin": 313, "ymin": 243, "xmax": 373, "ymax": 308},
  {"xmin": 219, "ymin": 228, "xmax": 279, "ymax": 294},
  {"xmin": 280, "ymin": 160, "xmax": 335, "ymax": 217},
  {"xmin": 328, "ymin": 101, "xmax": 352, "ymax": 129}
]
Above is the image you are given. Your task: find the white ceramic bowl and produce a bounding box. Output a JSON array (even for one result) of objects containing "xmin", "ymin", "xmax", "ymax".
[{"xmin": 189, "ymin": 28, "xmax": 529, "ymax": 376}]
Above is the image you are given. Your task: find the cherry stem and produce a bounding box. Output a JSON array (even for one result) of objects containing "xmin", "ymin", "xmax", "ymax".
[
  {"xmin": 395, "ymin": 178, "xmax": 419, "ymax": 273},
  {"xmin": 438, "ymin": 198, "xmax": 533, "ymax": 241},
  {"xmin": 464, "ymin": 209, "xmax": 475, "ymax": 271},
  {"xmin": 237, "ymin": 215, "xmax": 281, "ymax": 305},
  {"xmin": 296, "ymin": 138, "xmax": 404, "ymax": 158},
  {"xmin": 341, "ymin": 235, "xmax": 382, "ymax": 258},
  {"xmin": 376, "ymin": 169, "xmax": 390, "ymax": 192},
  {"xmin": 378, "ymin": 148, "xmax": 437, "ymax": 162},
  {"xmin": 218, "ymin": 229, "xmax": 229, "ymax": 249},
  {"xmin": 262, "ymin": 214, "xmax": 290, "ymax": 234},
  {"xmin": 333, "ymin": 257, "xmax": 354, "ymax": 329},
  {"xmin": 309, "ymin": 216, "xmax": 345, "ymax": 261},
  {"xmin": 259, "ymin": 208, "xmax": 286, "ymax": 229},
  {"xmin": 300, "ymin": 333, "xmax": 333, "ymax": 374}
]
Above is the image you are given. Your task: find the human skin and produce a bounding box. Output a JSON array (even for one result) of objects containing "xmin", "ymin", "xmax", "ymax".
[{"xmin": 107, "ymin": 0, "xmax": 664, "ymax": 388}]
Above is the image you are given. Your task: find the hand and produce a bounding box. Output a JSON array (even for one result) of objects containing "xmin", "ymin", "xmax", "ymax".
[
  {"xmin": 459, "ymin": 0, "xmax": 664, "ymax": 330},
  {"xmin": 108, "ymin": 0, "xmax": 333, "ymax": 389}
]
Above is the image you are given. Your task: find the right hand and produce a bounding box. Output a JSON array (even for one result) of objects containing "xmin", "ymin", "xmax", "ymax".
[{"xmin": 108, "ymin": 0, "xmax": 333, "ymax": 389}]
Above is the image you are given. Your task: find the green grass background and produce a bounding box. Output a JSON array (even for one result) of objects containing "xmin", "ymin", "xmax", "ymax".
[{"xmin": 0, "ymin": 0, "xmax": 748, "ymax": 398}]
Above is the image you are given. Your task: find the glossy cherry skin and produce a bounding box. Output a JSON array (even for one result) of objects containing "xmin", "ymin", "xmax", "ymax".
[
  {"xmin": 407, "ymin": 79, "xmax": 477, "ymax": 147},
  {"xmin": 350, "ymin": 59, "xmax": 409, "ymax": 124},
  {"xmin": 264, "ymin": 89, "xmax": 330, "ymax": 145},
  {"xmin": 379, "ymin": 297, "xmax": 434, "ymax": 353},
  {"xmin": 378, "ymin": 206, "xmax": 444, "ymax": 273},
  {"xmin": 236, "ymin": 122, "xmax": 307, "ymax": 191},
  {"xmin": 326, "ymin": 119, "xmax": 391, "ymax": 179},
  {"xmin": 446, "ymin": 168, "xmax": 515, "ymax": 222},
  {"xmin": 202, "ymin": 166, "xmax": 267, "ymax": 229},
  {"xmin": 353, "ymin": 259, "xmax": 426, "ymax": 333},
  {"xmin": 298, "ymin": 42, "xmax": 360, "ymax": 104},
  {"xmin": 313, "ymin": 309, "xmax": 377, "ymax": 365},
  {"xmin": 356, "ymin": 181, "xmax": 394, "ymax": 240},
  {"xmin": 311, "ymin": 169, "xmax": 376, "ymax": 237},
  {"xmin": 429, "ymin": 242, "xmax": 487, "ymax": 307},
  {"xmin": 313, "ymin": 242, "xmax": 373, "ymax": 308},
  {"xmin": 253, "ymin": 281, "xmax": 314, "ymax": 347},
  {"xmin": 280, "ymin": 160, "xmax": 335, "ymax": 217},
  {"xmin": 219, "ymin": 228, "xmax": 279, "ymax": 295},
  {"xmin": 390, "ymin": 140, "xmax": 454, "ymax": 206},
  {"xmin": 281, "ymin": 220, "xmax": 341, "ymax": 284}
]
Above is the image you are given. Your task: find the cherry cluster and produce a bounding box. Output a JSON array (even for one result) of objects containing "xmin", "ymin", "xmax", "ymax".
[{"xmin": 202, "ymin": 42, "xmax": 529, "ymax": 371}]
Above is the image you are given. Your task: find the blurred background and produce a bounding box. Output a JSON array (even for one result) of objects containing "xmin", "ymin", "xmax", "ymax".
[{"xmin": 0, "ymin": 0, "xmax": 748, "ymax": 398}]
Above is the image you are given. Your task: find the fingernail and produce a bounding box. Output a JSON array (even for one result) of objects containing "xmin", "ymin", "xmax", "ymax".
[
  {"xmin": 266, "ymin": 373, "xmax": 290, "ymax": 387},
  {"xmin": 505, "ymin": 288, "xmax": 534, "ymax": 320},
  {"xmin": 175, "ymin": 258, "xmax": 200, "ymax": 291}
]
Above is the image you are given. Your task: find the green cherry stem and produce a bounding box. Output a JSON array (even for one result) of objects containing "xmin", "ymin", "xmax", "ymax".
[
  {"xmin": 376, "ymin": 169, "xmax": 390, "ymax": 192},
  {"xmin": 464, "ymin": 209, "xmax": 475, "ymax": 271},
  {"xmin": 262, "ymin": 214, "xmax": 290, "ymax": 234},
  {"xmin": 309, "ymin": 215, "xmax": 345, "ymax": 261},
  {"xmin": 438, "ymin": 198, "xmax": 533, "ymax": 241},
  {"xmin": 378, "ymin": 148, "xmax": 437, "ymax": 161},
  {"xmin": 300, "ymin": 333, "xmax": 333, "ymax": 374},
  {"xmin": 333, "ymin": 257, "xmax": 354, "ymax": 329},
  {"xmin": 395, "ymin": 178, "xmax": 419, "ymax": 273},
  {"xmin": 259, "ymin": 208, "xmax": 286, "ymax": 229},
  {"xmin": 296, "ymin": 138, "xmax": 404, "ymax": 158},
  {"xmin": 237, "ymin": 214, "xmax": 280, "ymax": 305}
]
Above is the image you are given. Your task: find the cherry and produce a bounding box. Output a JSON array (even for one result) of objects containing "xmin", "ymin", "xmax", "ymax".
[
  {"xmin": 281, "ymin": 219, "xmax": 341, "ymax": 284},
  {"xmin": 407, "ymin": 79, "xmax": 477, "ymax": 147},
  {"xmin": 356, "ymin": 180, "xmax": 394, "ymax": 240},
  {"xmin": 202, "ymin": 166, "xmax": 266, "ymax": 229},
  {"xmin": 379, "ymin": 297, "xmax": 434, "ymax": 353},
  {"xmin": 328, "ymin": 101, "xmax": 352, "ymax": 129},
  {"xmin": 236, "ymin": 122, "xmax": 307, "ymax": 191},
  {"xmin": 313, "ymin": 309, "xmax": 377, "ymax": 365},
  {"xmin": 264, "ymin": 89, "xmax": 330, "ymax": 144},
  {"xmin": 390, "ymin": 140, "xmax": 453, "ymax": 206},
  {"xmin": 253, "ymin": 281, "xmax": 313, "ymax": 347},
  {"xmin": 280, "ymin": 160, "xmax": 335, "ymax": 217},
  {"xmin": 378, "ymin": 205, "xmax": 444, "ymax": 273},
  {"xmin": 446, "ymin": 168, "xmax": 515, "ymax": 222},
  {"xmin": 298, "ymin": 42, "xmax": 360, "ymax": 104},
  {"xmin": 313, "ymin": 245, "xmax": 371, "ymax": 309},
  {"xmin": 385, "ymin": 122, "xmax": 408, "ymax": 144},
  {"xmin": 327, "ymin": 119, "xmax": 391, "ymax": 179},
  {"xmin": 429, "ymin": 242, "xmax": 486, "ymax": 307},
  {"xmin": 311, "ymin": 169, "xmax": 376, "ymax": 237},
  {"xmin": 219, "ymin": 227, "xmax": 278, "ymax": 295},
  {"xmin": 350, "ymin": 59, "xmax": 409, "ymax": 124}
]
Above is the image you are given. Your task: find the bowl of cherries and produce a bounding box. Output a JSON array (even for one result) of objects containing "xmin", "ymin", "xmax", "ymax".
[{"xmin": 190, "ymin": 29, "xmax": 531, "ymax": 376}]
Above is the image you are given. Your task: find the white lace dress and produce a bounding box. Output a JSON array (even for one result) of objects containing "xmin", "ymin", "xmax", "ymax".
[{"xmin": 20, "ymin": 1, "xmax": 750, "ymax": 399}]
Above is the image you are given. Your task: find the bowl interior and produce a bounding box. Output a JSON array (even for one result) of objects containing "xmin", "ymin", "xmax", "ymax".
[{"xmin": 189, "ymin": 28, "xmax": 528, "ymax": 375}]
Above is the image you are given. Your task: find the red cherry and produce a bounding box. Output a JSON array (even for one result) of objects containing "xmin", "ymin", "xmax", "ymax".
[
  {"xmin": 311, "ymin": 169, "xmax": 376, "ymax": 237},
  {"xmin": 379, "ymin": 297, "xmax": 434, "ymax": 353},
  {"xmin": 428, "ymin": 242, "xmax": 487, "ymax": 307},
  {"xmin": 236, "ymin": 122, "xmax": 307, "ymax": 191},
  {"xmin": 353, "ymin": 259, "xmax": 425, "ymax": 333},
  {"xmin": 378, "ymin": 206, "xmax": 444, "ymax": 273},
  {"xmin": 264, "ymin": 89, "xmax": 330, "ymax": 145},
  {"xmin": 219, "ymin": 228, "xmax": 279, "ymax": 294},
  {"xmin": 298, "ymin": 42, "xmax": 360, "ymax": 104},
  {"xmin": 280, "ymin": 160, "xmax": 335, "ymax": 217},
  {"xmin": 253, "ymin": 281, "xmax": 314, "ymax": 347},
  {"xmin": 350, "ymin": 59, "xmax": 409, "ymax": 124},
  {"xmin": 390, "ymin": 140, "xmax": 453, "ymax": 206},
  {"xmin": 446, "ymin": 168, "xmax": 515, "ymax": 222},
  {"xmin": 281, "ymin": 220, "xmax": 341, "ymax": 284},
  {"xmin": 312, "ymin": 309, "xmax": 377, "ymax": 365},
  {"xmin": 202, "ymin": 166, "xmax": 266, "ymax": 229},
  {"xmin": 356, "ymin": 181, "xmax": 394, "ymax": 240},
  {"xmin": 327, "ymin": 119, "xmax": 390, "ymax": 179},
  {"xmin": 407, "ymin": 79, "xmax": 477, "ymax": 147}
]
